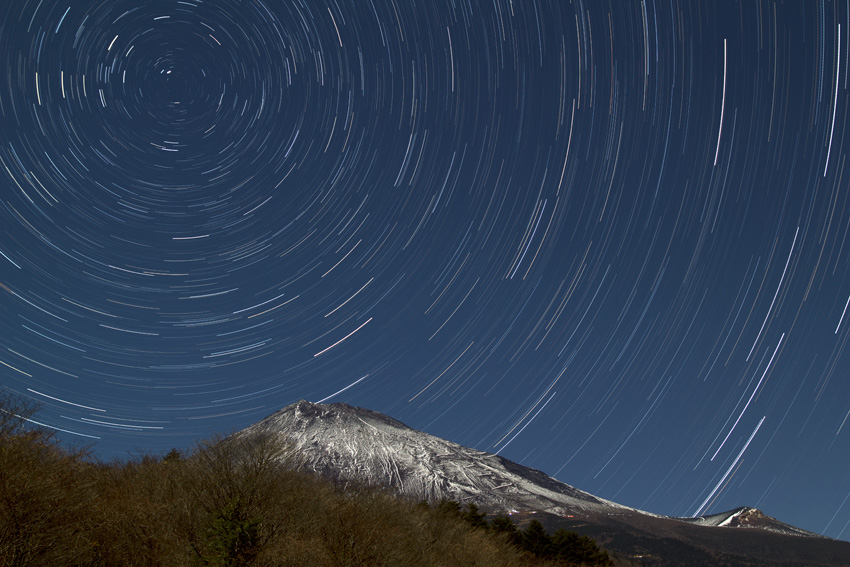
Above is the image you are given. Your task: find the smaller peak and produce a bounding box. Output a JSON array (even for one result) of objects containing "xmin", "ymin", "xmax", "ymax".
[{"xmin": 725, "ymin": 507, "xmax": 767, "ymax": 521}]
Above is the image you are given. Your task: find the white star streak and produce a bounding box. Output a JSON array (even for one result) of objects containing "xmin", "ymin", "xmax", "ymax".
[
  {"xmin": 694, "ymin": 416, "xmax": 766, "ymax": 517},
  {"xmin": 313, "ymin": 317, "xmax": 373, "ymax": 357}
]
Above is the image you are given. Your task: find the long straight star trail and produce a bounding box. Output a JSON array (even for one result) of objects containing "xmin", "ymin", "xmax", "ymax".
[{"xmin": 1, "ymin": 0, "xmax": 850, "ymax": 541}]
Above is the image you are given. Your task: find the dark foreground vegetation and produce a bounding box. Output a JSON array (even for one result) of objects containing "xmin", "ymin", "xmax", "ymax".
[
  {"xmin": 437, "ymin": 500, "xmax": 613, "ymax": 566},
  {"xmin": 0, "ymin": 392, "xmax": 612, "ymax": 567}
]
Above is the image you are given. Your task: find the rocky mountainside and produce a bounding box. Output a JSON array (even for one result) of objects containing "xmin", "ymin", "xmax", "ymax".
[
  {"xmin": 241, "ymin": 399, "xmax": 640, "ymax": 516},
  {"xmin": 238, "ymin": 400, "xmax": 850, "ymax": 566},
  {"xmin": 241, "ymin": 401, "xmax": 813, "ymax": 532}
]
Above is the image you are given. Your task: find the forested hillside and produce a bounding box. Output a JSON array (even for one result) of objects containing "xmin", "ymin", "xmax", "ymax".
[{"xmin": 0, "ymin": 393, "xmax": 612, "ymax": 566}]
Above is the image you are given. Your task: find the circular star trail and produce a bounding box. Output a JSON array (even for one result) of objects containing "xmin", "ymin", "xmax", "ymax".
[{"xmin": 2, "ymin": 0, "xmax": 850, "ymax": 540}]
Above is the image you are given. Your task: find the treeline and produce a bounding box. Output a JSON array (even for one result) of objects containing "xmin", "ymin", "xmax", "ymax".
[
  {"xmin": 0, "ymin": 392, "xmax": 612, "ymax": 566},
  {"xmin": 435, "ymin": 501, "xmax": 613, "ymax": 566}
]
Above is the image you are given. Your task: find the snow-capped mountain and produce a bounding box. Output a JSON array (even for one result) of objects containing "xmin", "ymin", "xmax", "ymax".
[
  {"xmin": 239, "ymin": 401, "xmax": 797, "ymax": 529},
  {"xmin": 237, "ymin": 400, "xmax": 850, "ymax": 566},
  {"xmin": 241, "ymin": 399, "xmax": 639, "ymax": 516}
]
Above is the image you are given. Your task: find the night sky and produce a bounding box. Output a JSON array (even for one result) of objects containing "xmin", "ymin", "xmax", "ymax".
[{"xmin": 2, "ymin": 0, "xmax": 850, "ymax": 540}]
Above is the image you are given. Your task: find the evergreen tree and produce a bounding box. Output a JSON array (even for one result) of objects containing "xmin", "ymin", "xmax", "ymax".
[
  {"xmin": 201, "ymin": 500, "xmax": 261, "ymax": 567},
  {"xmin": 490, "ymin": 514, "xmax": 520, "ymax": 545},
  {"xmin": 462, "ymin": 502, "xmax": 488, "ymax": 529},
  {"xmin": 163, "ymin": 447, "xmax": 182, "ymax": 463},
  {"xmin": 437, "ymin": 499, "xmax": 462, "ymax": 517},
  {"xmin": 521, "ymin": 519, "xmax": 552, "ymax": 557},
  {"xmin": 550, "ymin": 529, "xmax": 613, "ymax": 566}
]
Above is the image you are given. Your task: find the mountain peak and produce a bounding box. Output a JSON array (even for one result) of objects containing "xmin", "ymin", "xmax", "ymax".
[
  {"xmin": 242, "ymin": 401, "xmax": 825, "ymax": 537},
  {"xmin": 243, "ymin": 400, "xmax": 619, "ymax": 514},
  {"xmin": 286, "ymin": 399, "xmax": 411, "ymax": 430},
  {"xmin": 235, "ymin": 401, "xmax": 849, "ymax": 566}
]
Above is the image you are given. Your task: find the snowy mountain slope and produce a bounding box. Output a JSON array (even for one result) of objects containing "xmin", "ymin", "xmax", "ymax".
[
  {"xmin": 233, "ymin": 400, "xmax": 850, "ymax": 567},
  {"xmin": 239, "ymin": 400, "xmax": 820, "ymax": 539},
  {"xmin": 241, "ymin": 400, "xmax": 634, "ymax": 516}
]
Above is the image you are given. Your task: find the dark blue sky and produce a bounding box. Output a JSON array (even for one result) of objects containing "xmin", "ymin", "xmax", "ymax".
[{"xmin": 2, "ymin": 0, "xmax": 850, "ymax": 540}]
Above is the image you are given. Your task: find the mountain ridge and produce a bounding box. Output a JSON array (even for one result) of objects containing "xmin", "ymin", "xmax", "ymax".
[
  {"xmin": 238, "ymin": 400, "xmax": 850, "ymax": 566},
  {"xmin": 240, "ymin": 400, "xmax": 817, "ymax": 536}
]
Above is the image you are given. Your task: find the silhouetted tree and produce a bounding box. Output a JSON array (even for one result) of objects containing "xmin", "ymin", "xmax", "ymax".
[
  {"xmin": 551, "ymin": 529, "xmax": 613, "ymax": 566},
  {"xmin": 462, "ymin": 502, "xmax": 488, "ymax": 529},
  {"xmin": 490, "ymin": 514, "xmax": 520, "ymax": 545},
  {"xmin": 162, "ymin": 447, "xmax": 182, "ymax": 463},
  {"xmin": 0, "ymin": 391, "xmax": 39, "ymax": 438},
  {"xmin": 0, "ymin": 391, "xmax": 96, "ymax": 567},
  {"xmin": 437, "ymin": 499, "xmax": 462, "ymax": 517},
  {"xmin": 521, "ymin": 519, "xmax": 552, "ymax": 556}
]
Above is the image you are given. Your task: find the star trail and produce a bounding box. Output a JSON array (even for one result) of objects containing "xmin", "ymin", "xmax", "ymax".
[{"xmin": 2, "ymin": 0, "xmax": 850, "ymax": 540}]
